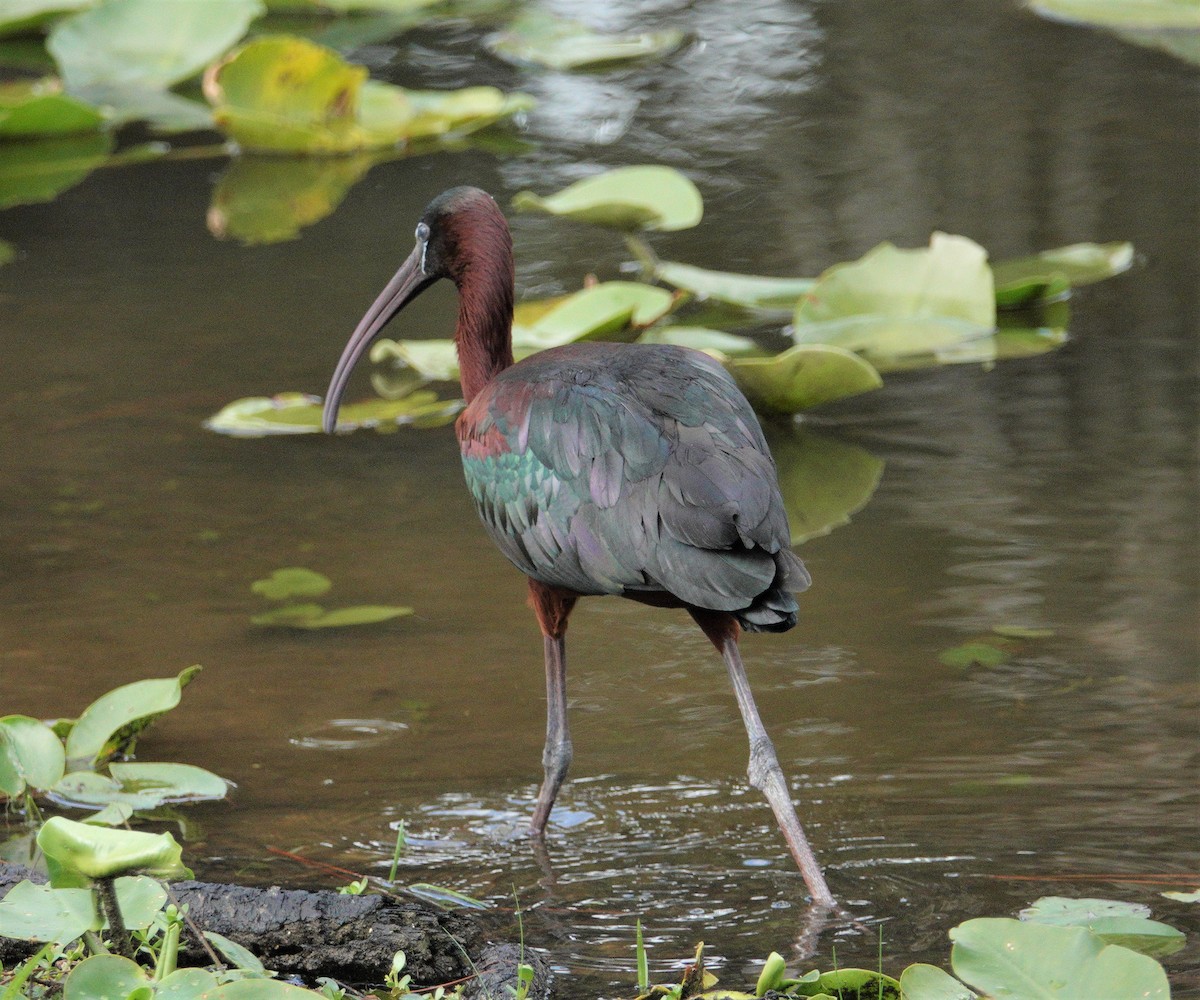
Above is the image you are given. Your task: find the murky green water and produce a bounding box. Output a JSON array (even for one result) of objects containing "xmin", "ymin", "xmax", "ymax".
[{"xmin": 2, "ymin": 0, "xmax": 1198, "ymax": 995}]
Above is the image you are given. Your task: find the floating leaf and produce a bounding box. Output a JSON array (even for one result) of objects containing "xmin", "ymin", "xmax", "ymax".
[
  {"xmin": 727, "ymin": 344, "xmax": 882, "ymax": 416},
  {"xmin": 938, "ymin": 641, "xmax": 1010, "ymax": 669},
  {"xmin": 1020, "ymin": 896, "xmax": 1186, "ymax": 958},
  {"xmin": 949, "ymin": 917, "xmax": 1170, "ymax": 1000},
  {"xmin": 0, "ymin": 132, "xmax": 112, "ymax": 209},
  {"xmin": 49, "ymin": 0, "xmax": 264, "ymax": 91},
  {"xmin": 83, "ymin": 802, "xmax": 135, "ymax": 826},
  {"xmin": 794, "ymin": 233, "xmax": 995, "ymax": 359},
  {"xmin": 38, "ymin": 816, "xmax": 191, "ymax": 886},
  {"xmin": 794, "ymin": 969, "xmax": 901, "ymax": 998},
  {"xmin": 769, "ymin": 430, "xmax": 885, "ymax": 545},
  {"xmin": 636, "ymin": 326, "xmax": 761, "ymax": 355},
  {"xmin": 251, "ymin": 604, "xmax": 414, "ymax": 628},
  {"xmin": 63, "ymin": 955, "xmax": 150, "ymax": 999},
  {"xmin": 51, "ymin": 770, "xmax": 173, "ymax": 811},
  {"xmin": 204, "ymin": 929, "xmax": 265, "ymax": 973},
  {"xmin": 0, "ymin": 715, "xmax": 66, "ymax": 795},
  {"xmin": 993, "ymin": 625, "xmax": 1055, "ymax": 640},
  {"xmin": 486, "ymin": 11, "xmax": 684, "ymax": 70},
  {"xmin": 515, "ymin": 281, "xmax": 676, "ymax": 348},
  {"xmin": 651, "ymin": 260, "xmax": 815, "ymax": 312},
  {"xmin": 370, "ymin": 340, "xmax": 461, "ymax": 382},
  {"xmin": 0, "ymin": 239, "xmax": 14, "ymax": 265},
  {"xmin": 992, "ymin": 242, "xmax": 1134, "ymax": 306},
  {"xmin": 209, "ymin": 153, "xmax": 378, "ymax": 244},
  {"xmin": 252, "ymin": 566, "xmax": 331, "ymax": 600},
  {"xmin": 513, "ymin": 166, "xmax": 703, "ymax": 232},
  {"xmin": 206, "ymin": 35, "xmax": 531, "ymax": 153},
  {"xmin": 204, "ymin": 390, "xmax": 462, "ymax": 436},
  {"xmin": 0, "ymin": 78, "xmax": 102, "ymax": 138},
  {"xmin": 0, "ymin": 0, "xmax": 93, "ymax": 39},
  {"xmin": 0, "ymin": 880, "xmax": 102, "ymax": 945},
  {"xmin": 897, "ymin": 964, "xmax": 977, "ymax": 1000},
  {"xmin": 1028, "ymin": 0, "xmax": 1200, "ymax": 28},
  {"xmin": 108, "ymin": 762, "xmax": 231, "ymax": 804},
  {"xmin": 1162, "ymin": 888, "xmax": 1200, "ymax": 902},
  {"xmin": 64, "ymin": 665, "xmax": 201, "ymax": 768},
  {"xmin": 73, "ymin": 83, "xmax": 213, "ymax": 132}
]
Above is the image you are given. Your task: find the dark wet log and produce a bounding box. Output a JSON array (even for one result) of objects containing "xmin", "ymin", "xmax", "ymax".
[{"xmin": 0, "ymin": 864, "xmax": 549, "ymax": 995}]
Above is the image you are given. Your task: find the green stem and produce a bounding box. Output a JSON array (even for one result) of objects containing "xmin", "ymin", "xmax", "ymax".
[
  {"xmin": 96, "ymin": 877, "xmax": 133, "ymax": 959},
  {"xmin": 154, "ymin": 910, "xmax": 181, "ymax": 981},
  {"xmin": 624, "ymin": 234, "xmax": 660, "ymax": 275}
]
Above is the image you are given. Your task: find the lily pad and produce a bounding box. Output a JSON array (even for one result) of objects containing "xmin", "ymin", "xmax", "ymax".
[
  {"xmin": 636, "ymin": 326, "xmax": 761, "ymax": 355},
  {"xmin": 513, "ymin": 166, "xmax": 703, "ymax": 232},
  {"xmin": 0, "ymin": 880, "xmax": 98, "ymax": 944},
  {"xmin": 48, "ymin": 0, "xmax": 264, "ymax": 92},
  {"xmin": 991, "ymin": 241, "xmax": 1134, "ymax": 306},
  {"xmin": 651, "ymin": 259, "xmax": 815, "ymax": 312},
  {"xmin": 949, "ymin": 917, "xmax": 1170, "ymax": 999},
  {"xmin": 0, "ymin": 132, "xmax": 112, "ymax": 209},
  {"xmin": 64, "ymin": 665, "xmax": 201, "ymax": 769},
  {"xmin": 205, "ymin": 390, "xmax": 462, "ymax": 436},
  {"xmin": 794, "ymin": 969, "xmax": 901, "ymax": 998},
  {"xmin": 1028, "ymin": 0, "xmax": 1200, "ymax": 28},
  {"xmin": 0, "ymin": 0, "xmax": 93, "ymax": 38},
  {"xmin": 37, "ymin": 816, "xmax": 191, "ymax": 886},
  {"xmin": 0, "ymin": 715, "xmax": 66, "ymax": 796},
  {"xmin": 108, "ymin": 762, "xmax": 231, "ymax": 804},
  {"xmin": 252, "ymin": 566, "xmax": 331, "ymax": 600},
  {"xmin": 486, "ymin": 11, "xmax": 685, "ymax": 70},
  {"xmin": 1162, "ymin": 889, "xmax": 1200, "ymax": 902},
  {"xmin": 250, "ymin": 603, "xmax": 414, "ymax": 628},
  {"xmin": 897, "ymin": 964, "xmax": 977, "ymax": 1000},
  {"xmin": 1020, "ymin": 896, "xmax": 1186, "ymax": 958},
  {"xmin": 0, "ymin": 78, "xmax": 102, "ymax": 138},
  {"xmin": 73, "ymin": 83, "xmax": 213, "ymax": 132},
  {"xmin": 0, "ymin": 239, "xmax": 13, "ymax": 265},
  {"xmin": 514, "ymin": 281, "xmax": 676, "ymax": 348},
  {"xmin": 727, "ymin": 343, "xmax": 882, "ymax": 416},
  {"xmin": 769, "ymin": 430, "xmax": 885, "ymax": 544},
  {"xmin": 938, "ymin": 641, "xmax": 1010, "ymax": 669},
  {"xmin": 794, "ymin": 233, "xmax": 995, "ymax": 359},
  {"xmin": 206, "ymin": 34, "xmax": 532, "ymax": 153}
]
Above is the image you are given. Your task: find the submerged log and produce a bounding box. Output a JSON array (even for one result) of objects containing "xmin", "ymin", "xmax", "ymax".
[{"xmin": 0, "ymin": 864, "xmax": 549, "ymax": 997}]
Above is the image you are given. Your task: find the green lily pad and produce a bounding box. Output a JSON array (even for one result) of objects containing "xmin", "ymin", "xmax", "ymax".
[
  {"xmin": 206, "ymin": 34, "xmax": 531, "ymax": 153},
  {"xmin": 486, "ymin": 11, "xmax": 684, "ymax": 70},
  {"xmin": 897, "ymin": 964, "xmax": 977, "ymax": 1000},
  {"xmin": 0, "ymin": 132, "xmax": 112, "ymax": 209},
  {"xmin": 992, "ymin": 242, "xmax": 1134, "ymax": 306},
  {"xmin": 636, "ymin": 326, "xmax": 761, "ymax": 355},
  {"xmin": 50, "ymin": 769, "xmax": 190, "ymax": 811},
  {"xmin": 768, "ymin": 430, "xmax": 885, "ymax": 545},
  {"xmin": 514, "ymin": 281, "xmax": 677, "ymax": 348},
  {"xmin": 1161, "ymin": 888, "xmax": 1200, "ymax": 902},
  {"xmin": 0, "ymin": 0, "xmax": 92, "ymax": 38},
  {"xmin": 993, "ymin": 625, "xmax": 1055, "ymax": 639},
  {"xmin": 651, "ymin": 260, "xmax": 815, "ymax": 312},
  {"xmin": 0, "ymin": 715, "xmax": 66, "ymax": 795},
  {"xmin": 204, "ymin": 929, "xmax": 265, "ymax": 973},
  {"xmin": 108, "ymin": 762, "xmax": 231, "ymax": 804},
  {"xmin": 370, "ymin": 339, "xmax": 461, "ymax": 382},
  {"xmin": 949, "ymin": 917, "xmax": 1170, "ymax": 999},
  {"xmin": 0, "ymin": 78, "xmax": 102, "ymax": 138},
  {"xmin": 82, "ymin": 802, "xmax": 135, "ymax": 826},
  {"xmin": 73, "ymin": 83, "xmax": 214, "ymax": 132},
  {"xmin": 37, "ymin": 816, "xmax": 191, "ymax": 887},
  {"xmin": 1020, "ymin": 896, "xmax": 1186, "ymax": 958},
  {"xmin": 64, "ymin": 665, "xmax": 201, "ymax": 768},
  {"xmin": 0, "ymin": 879, "xmax": 98, "ymax": 944},
  {"xmin": 205, "ymin": 390, "xmax": 462, "ymax": 436},
  {"xmin": 727, "ymin": 343, "xmax": 882, "ymax": 416},
  {"xmin": 794, "ymin": 969, "xmax": 901, "ymax": 998},
  {"xmin": 48, "ymin": 0, "xmax": 264, "ymax": 91},
  {"xmin": 1028, "ymin": 0, "xmax": 1200, "ymax": 28},
  {"xmin": 212, "ymin": 978, "xmax": 323, "ymax": 998},
  {"xmin": 63, "ymin": 955, "xmax": 150, "ymax": 999},
  {"xmin": 513, "ymin": 166, "xmax": 703, "ymax": 232},
  {"xmin": 406, "ymin": 882, "xmax": 488, "ymax": 909},
  {"xmin": 156, "ymin": 967, "xmax": 221, "ymax": 998},
  {"xmin": 209, "ymin": 154, "xmax": 380, "ymax": 244},
  {"xmin": 252, "ymin": 566, "xmax": 331, "ymax": 600},
  {"xmin": 0, "ymin": 239, "xmax": 13, "ymax": 265},
  {"xmin": 938, "ymin": 641, "xmax": 1010, "ymax": 669},
  {"xmin": 794, "ymin": 233, "xmax": 995, "ymax": 358},
  {"xmin": 250, "ymin": 603, "xmax": 414, "ymax": 628}
]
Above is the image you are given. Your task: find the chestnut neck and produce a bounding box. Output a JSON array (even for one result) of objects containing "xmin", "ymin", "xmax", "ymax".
[{"xmin": 451, "ymin": 207, "xmax": 516, "ymax": 403}]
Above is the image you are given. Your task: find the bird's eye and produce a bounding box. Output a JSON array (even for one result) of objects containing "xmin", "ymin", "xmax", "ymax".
[{"xmin": 415, "ymin": 222, "xmax": 430, "ymax": 242}]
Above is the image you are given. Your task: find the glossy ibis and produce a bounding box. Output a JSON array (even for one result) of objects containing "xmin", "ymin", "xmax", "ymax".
[{"xmin": 322, "ymin": 187, "xmax": 835, "ymax": 906}]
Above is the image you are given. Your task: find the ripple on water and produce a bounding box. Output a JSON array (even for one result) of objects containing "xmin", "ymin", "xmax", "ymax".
[{"xmin": 289, "ymin": 718, "xmax": 412, "ymax": 750}]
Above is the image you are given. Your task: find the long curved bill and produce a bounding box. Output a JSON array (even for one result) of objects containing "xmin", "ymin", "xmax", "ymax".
[{"xmin": 322, "ymin": 240, "xmax": 433, "ymax": 433}]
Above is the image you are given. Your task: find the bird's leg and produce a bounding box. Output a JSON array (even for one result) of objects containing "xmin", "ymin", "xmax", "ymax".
[
  {"xmin": 689, "ymin": 609, "xmax": 836, "ymax": 907},
  {"xmin": 527, "ymin": 579, "xmax": 578, "ymax": 837}
]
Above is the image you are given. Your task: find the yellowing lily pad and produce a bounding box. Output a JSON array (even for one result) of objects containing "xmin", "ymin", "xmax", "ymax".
[
  {"xmin": 652, "ymin": 260, "xmax": 815, "ymax": 312},
  {"xmin": 204, "ymin": 390, "xmax": 462, "ymax": 436},
  {"xmin": 514, "ymin": 281, "xmax": 676, "ymax": 348},
  {"xmin": 486, "ymin": 11, "xmax": 685, "ymax": 70},
  {"xmin": 0, "ymin": 78, "xmax": 102, "ymax": 138},
  {"xmin": 727, "ymin": 343, "xmax": 882, "ymax": 416},
  {"xmin": 205, "ymin": 34, "xmax": 532, "ymax": 153},
  {"xmin": 48, "ymin": 0, "xmax": 265, "ymax": 92},
  {"xmin": 513, "ymin": 166, "xmax": 703, "ymax": 232}
]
